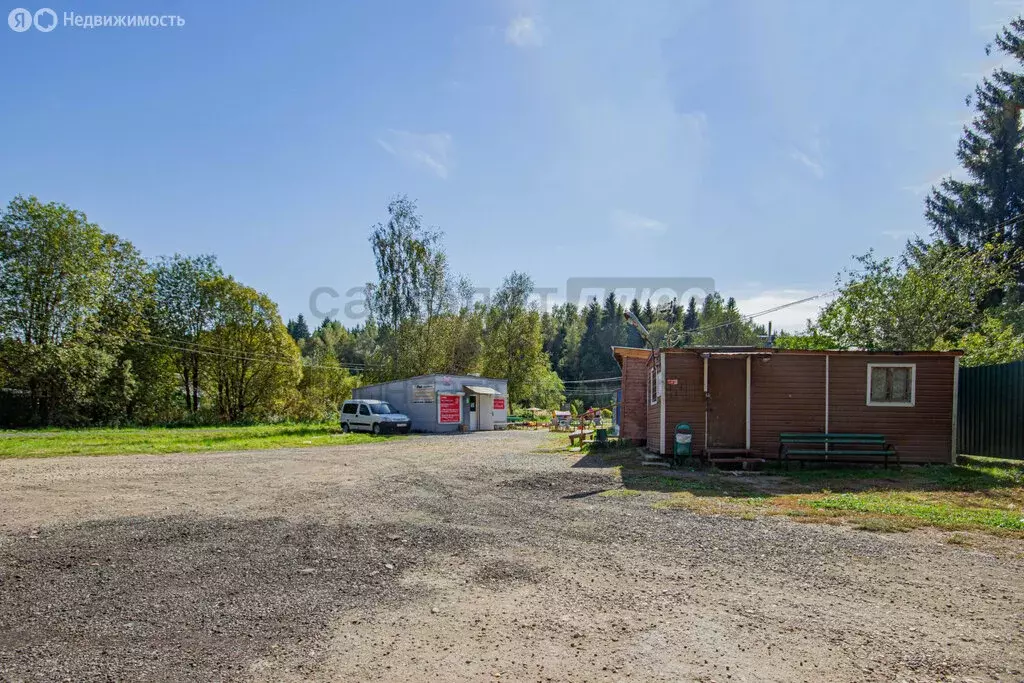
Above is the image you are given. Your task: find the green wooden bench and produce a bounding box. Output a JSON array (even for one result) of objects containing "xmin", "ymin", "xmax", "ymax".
[{"xmin": 778, "ymin": 433, "xmax": 898, "ymax": 469}]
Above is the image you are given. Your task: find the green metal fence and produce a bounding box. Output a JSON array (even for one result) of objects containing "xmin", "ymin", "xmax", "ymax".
[{"xmin": 958, "ymin": 360, "xmax": 1024, "ymax": 460}]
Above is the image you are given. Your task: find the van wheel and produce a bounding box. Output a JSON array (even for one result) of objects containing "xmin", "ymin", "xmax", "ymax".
[
  {"xmin": 372, "ymin": 423, "xmax": 381, "ymax": 436},
  {"xmin": 342, "ymin": 422, "xmax": 350, "ymax": 434}
]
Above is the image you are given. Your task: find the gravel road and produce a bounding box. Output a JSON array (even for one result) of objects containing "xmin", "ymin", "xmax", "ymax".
[{"xmin": 1, "ymin": 431, "xmax": 1022, "ymax": 682}]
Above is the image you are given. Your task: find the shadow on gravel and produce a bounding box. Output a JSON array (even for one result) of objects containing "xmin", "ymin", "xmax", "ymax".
[
  {"xmin": 569, "ymin": 453, "xmax": 617, "ymax": 468},
  {"xmin": 578, "ymin": 448, "xmax": 1024, "ymax": 501},
  {"xmin": 562, "ymin": 489, "xmax": 609, "ymax": 499},
  {"xmin": 0, "ymin": 516, "xmax": 472, "ymax": 681}
]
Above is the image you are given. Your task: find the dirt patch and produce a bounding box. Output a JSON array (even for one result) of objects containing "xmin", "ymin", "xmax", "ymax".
[
  {"xmin": 472, "ymin": 558, "xmax": 550, "ymax": 587},
  {"xmin": 0, "ymin": 517, "xmax": 470, "ymax": 681},
  {"xmin": 495, "ymin": 470, "xmax": 616, "ymax": 492},
  {"xmin": 1, "ymin": 431, "xmax": 1022, "ymax": 682}
]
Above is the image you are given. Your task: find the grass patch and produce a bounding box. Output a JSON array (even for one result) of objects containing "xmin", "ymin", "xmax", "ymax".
[
  {"xmin": 607, "ymin": 457, "xmax": 1024, "ymax": 536},
  {"xmin": 0, "ymin": 423, "xmax": 392, "ymax": 459},
  {"xmin": 531, "ymin": 431, "xmax": 573, "ymax": 454},
  {"xmin": 808, "ymin": 492, "xmax": 1024, "ymax": 531},
  {"xmin": 653, "ymin": 492, "xmax": 773, "ymax": 515}
]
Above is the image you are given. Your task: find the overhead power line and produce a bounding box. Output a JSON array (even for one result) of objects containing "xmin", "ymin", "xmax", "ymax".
[
  {"xmin": 136, "ymin": 332, "xmax": 371, "ymax": 369},
  {"xmin": 119, "ymin": 335, "xmax": 362, "ymax": 374},
  {"xmin": 677, "ymin": 289, "xmax": 840, "ymax": 340},
  {"xmin": 560, "ymin": 376, "xmax": 622, "ymax": 384}
]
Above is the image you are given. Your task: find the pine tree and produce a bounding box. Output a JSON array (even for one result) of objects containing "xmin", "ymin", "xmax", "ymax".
[
  {"xmin": 626, "ymin": 298, "xmax": 644, "ymax": 346},
  {"xmin": 577, "ymin": 299, "xmax": 606, "ymax": 379},
  {"xmin": 641, "ymin": 299, "xmax": 655, "ymax": 325},
  {"xmin": 628, "ymin": 298, "xmax": 642, "ymax": 321},
  {"xmin": 287, "ymin": 313, "xmax": 311, "ymax": 342},
  {"xmin": 682, "ymin": 296, "xmax": 699, "ymax": 345},
  {"xmin": 926, "ymin": 17, "xmax": 1024, "ymax": 268}
]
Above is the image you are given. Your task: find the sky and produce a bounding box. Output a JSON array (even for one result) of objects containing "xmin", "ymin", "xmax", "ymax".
[{"xmin": 2, "ymin": 0, "xmax": 1023, "ymax": 331}]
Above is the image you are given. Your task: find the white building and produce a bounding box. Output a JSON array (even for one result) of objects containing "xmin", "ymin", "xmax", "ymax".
[{"xmin": 351, "ymin": 374, "xmax": 508, "ymax": 433}]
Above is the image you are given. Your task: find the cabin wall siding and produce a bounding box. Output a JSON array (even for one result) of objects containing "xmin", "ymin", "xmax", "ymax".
[
  {"xmin": 828, "ymin": 355, "xmax": 954, "ymax": 464},
  {"xmin": 651, "ymin": 353, "xmax": 706, "ymax": 455},
  {"xmin": 750, "ymin": 355, "xmax": 827, "ymax": 459},
  {"xmin": 626, "ymin": 350, "xmax": 957, "ymax": 462},
  {"xmin": 619, "ymin": 356, "xmax": 648, "ymax": 441}
]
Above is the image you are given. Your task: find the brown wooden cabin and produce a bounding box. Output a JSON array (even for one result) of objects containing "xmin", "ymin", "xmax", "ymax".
[{"xmin": 612, "ymin": 346, "xmax": 963, "ymax": 465}]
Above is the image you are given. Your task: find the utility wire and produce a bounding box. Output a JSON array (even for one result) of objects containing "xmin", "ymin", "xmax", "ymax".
[
  {"xmin": 675, "ymin": 289, "xmax": 840, "ymax": 340},
  {"xmin": 119, "ymin": 335, "xmax": 359, "ymax": 374},
  {"xmin": 560, "ymin": 376, "xmax": 622, "ymax": 384},
  {"xmin": 134, "ymin": 332, "xmax": 373, "ymax": 369}
]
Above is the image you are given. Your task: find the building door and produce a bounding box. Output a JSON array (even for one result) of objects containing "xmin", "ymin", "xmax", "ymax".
[
  {"xmin": 468, "ymin": 395, "xmax": 478, "ymax": 430},
  {"xmin": 478, "ymin": 395, "xmax": 494, "ymax": 430},
  {"xmin": 707, "ymin": 358, "xmax": 746, "ymax": 448}
]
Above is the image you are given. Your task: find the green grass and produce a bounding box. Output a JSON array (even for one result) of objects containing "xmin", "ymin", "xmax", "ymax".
[
  {"xmin": 0, "ymin": 423, "xmax": 394, "ymax": 458},
  {"xmin": 809, "ymin": 492, "xmax": 1024, "ymax": 531},
  {"xmin": 588, "ymin": 448, "xmax": 1024, "ymax": 536}
]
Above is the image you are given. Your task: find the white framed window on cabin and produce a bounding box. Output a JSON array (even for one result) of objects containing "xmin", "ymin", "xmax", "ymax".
[
  {"xmin": 648, "ymin": 367, "xmax": 657, "ymax": 405},
  {"xmin": 866, "ymin": 363, "xmax": 916, "ymax": 407}
]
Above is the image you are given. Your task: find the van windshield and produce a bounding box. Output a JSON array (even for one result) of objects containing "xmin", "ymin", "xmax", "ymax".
[{"xmin": 370, "ymin": 403, "xmax": 398, "ymax": 415}]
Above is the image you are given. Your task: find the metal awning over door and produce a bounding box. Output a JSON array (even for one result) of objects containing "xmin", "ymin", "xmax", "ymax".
[{"xmin": 464, "ymin": 385, "xmax": 499, "ymax": 395}]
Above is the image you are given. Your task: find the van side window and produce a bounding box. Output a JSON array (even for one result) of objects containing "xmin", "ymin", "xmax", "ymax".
[
  {"xmin": 342, "ymin": 403, "xmax": 357, "ymax": 415},
  {"xmin": 359, "ymin": 405, "xmax": 371, "ymax": 416}
]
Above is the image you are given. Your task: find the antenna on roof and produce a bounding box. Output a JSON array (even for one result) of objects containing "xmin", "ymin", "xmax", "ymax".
[{"xmin": 759, "ymin": 321, "xmax": 776, "ymax": 348}]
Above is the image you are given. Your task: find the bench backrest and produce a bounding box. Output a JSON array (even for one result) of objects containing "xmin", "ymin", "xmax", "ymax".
[{"xmin": 779, "ymin": 432, "xmax": 887, "ymax": 445}]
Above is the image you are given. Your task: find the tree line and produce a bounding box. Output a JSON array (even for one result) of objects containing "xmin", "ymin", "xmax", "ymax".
[{"xmin": 0, "ymin": 189, "xmax": 770, "ymax": 427}]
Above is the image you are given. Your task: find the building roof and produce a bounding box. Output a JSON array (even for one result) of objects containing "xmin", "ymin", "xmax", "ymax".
[
  {"xmin": 355, "ymin": 373, "xmax": 507, "ymax": 392},
  {"xmin": 611, "ymin": 346, "xmax": 655, "ymax": 365},
  {"xmin": 610, "ymin": 345, "xmax": 962, "ymax": 368}
]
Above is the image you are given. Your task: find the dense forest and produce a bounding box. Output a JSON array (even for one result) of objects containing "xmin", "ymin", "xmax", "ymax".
[{"xmin": 4, "ymin": 18, "xmax": 1024, "ymax": 428}]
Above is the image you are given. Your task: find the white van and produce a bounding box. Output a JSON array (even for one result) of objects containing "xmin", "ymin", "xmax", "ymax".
[{"xmin": 340, "ymin": 399, "xmax": 411, "ymax": 435}]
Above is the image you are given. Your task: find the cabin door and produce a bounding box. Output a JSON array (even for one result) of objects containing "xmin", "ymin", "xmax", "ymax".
[{"xmin": 707, "ymin": 358, "xmax": 747, "ymax": 448}]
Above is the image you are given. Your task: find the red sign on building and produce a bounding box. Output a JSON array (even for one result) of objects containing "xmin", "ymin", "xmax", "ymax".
[
  {"xmin": 438, "ymin": 394, "xmax": 462, "ymax": 423},
  {"xmin": 493, "ymin": 397, "xmax": 506, "ymax": 411}
]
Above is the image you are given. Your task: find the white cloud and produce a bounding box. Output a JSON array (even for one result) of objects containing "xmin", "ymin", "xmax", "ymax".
[
  {"xmin": 789, "ymin": 148, "xmax": 824, "ymax": 179},
  {"xmin": 505, "ymin": 16, "xmax": 543, "ymax": 47},
  {"xmin": 734, "ymin": 288, "xmax": 836, "ymax": 334},
  {"xmin": 376, "ymin": 130, "xmax": 453, "ymax": 179},
  {"xmin": 610, "ymin": 209, "xmax": 667, "ymax": 235}
]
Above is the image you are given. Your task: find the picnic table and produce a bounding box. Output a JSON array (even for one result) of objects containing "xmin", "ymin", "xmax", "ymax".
[{"xmin": 568, "ymin": 428, "xmax": 595, "ymax": 446}]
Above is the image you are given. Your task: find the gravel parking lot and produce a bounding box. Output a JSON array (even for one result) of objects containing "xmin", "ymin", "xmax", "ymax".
[{"xmin": 2, "ymin": 430, "xmax": 1022, "ymax": 682}]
